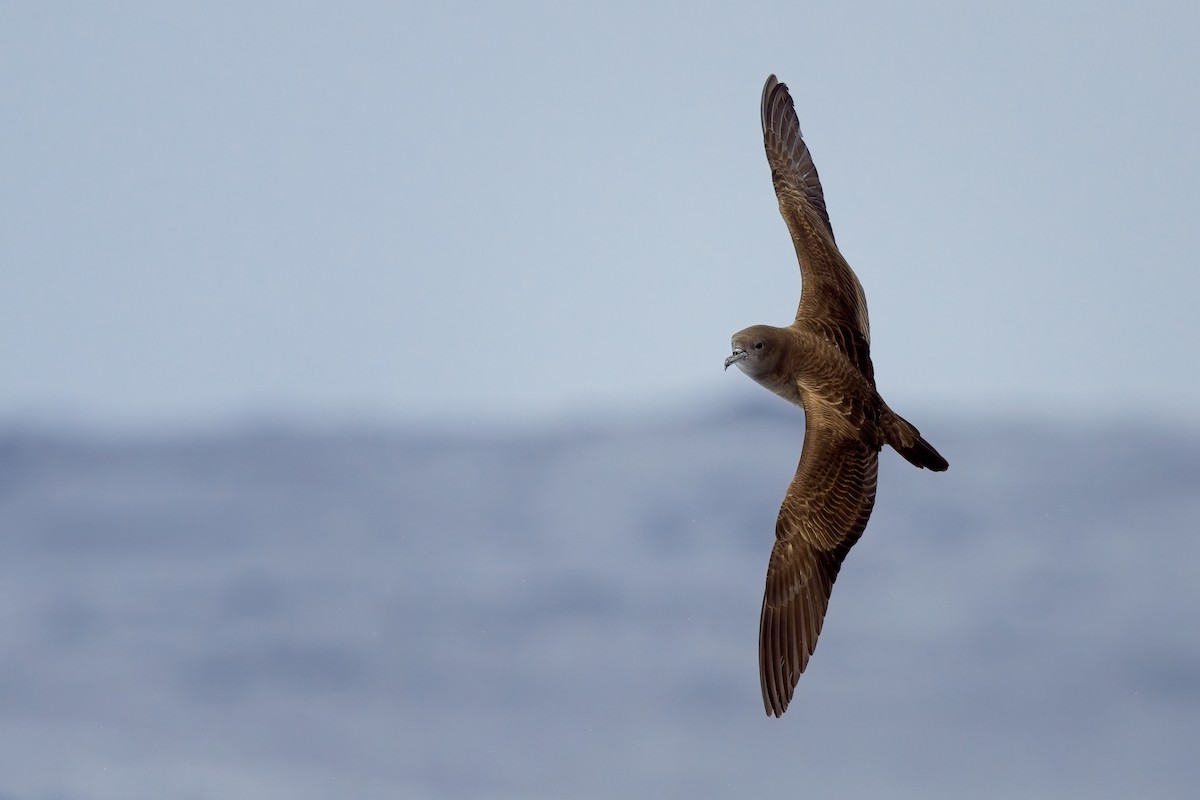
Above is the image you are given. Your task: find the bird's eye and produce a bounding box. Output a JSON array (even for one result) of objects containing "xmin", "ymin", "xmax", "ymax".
[{"xmin": 754, "ymin": 342, "xmax": 764, "ymax": 350}]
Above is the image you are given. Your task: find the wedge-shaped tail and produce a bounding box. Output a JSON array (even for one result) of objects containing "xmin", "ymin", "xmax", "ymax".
[{"xmin": 882, "ymin": 406, "xmax": 949, "ymax": 472}]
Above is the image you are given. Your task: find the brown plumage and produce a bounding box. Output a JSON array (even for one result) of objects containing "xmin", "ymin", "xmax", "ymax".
[{"xmin": 725, "ymin": 75, "xmax": 948, "ymax": 717}]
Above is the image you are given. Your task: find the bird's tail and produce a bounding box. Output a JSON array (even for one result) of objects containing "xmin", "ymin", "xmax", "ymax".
[{"xmin": 881, "ymin": 405, "xmax": 948, "ymax": 471}]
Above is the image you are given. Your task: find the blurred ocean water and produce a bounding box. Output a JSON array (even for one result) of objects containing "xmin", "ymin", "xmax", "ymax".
[{"xmin": 0, "ymin": 403, "xmax": 1197, "ymax": 799}]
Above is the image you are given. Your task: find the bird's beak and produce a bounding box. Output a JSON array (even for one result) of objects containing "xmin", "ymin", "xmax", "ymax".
[{"xmin": 724, "ymin": 349, "xmax": 747, "ymax": 370}]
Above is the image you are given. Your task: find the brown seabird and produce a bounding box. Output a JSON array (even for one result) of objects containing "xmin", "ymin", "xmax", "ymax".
[{"xmin": 725, "ymin": 75, "xmax": 949, "ymax": 717}]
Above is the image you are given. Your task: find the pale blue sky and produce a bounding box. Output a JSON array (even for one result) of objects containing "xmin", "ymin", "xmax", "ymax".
[{"xmin": 2, "ymin": 1, "xmax": 1197, "ymax": 430}]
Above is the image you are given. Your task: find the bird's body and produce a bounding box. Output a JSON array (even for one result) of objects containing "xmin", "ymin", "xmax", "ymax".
[{"xmin": 726, "ymin": 75, "xmax": 948, "ymax": 717}]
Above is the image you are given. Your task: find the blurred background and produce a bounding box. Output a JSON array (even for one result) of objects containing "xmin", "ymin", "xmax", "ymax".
[{"xmin": 2, "ymin": 2, "xmax": 1198, "ymax": 798}]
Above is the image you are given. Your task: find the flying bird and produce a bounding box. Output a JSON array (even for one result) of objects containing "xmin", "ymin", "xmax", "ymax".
[{"xmin": 725, "ymin": 75, "xmax": 949, "ymax": 717}]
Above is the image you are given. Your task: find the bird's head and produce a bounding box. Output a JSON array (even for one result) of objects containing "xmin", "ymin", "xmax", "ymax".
[{"xmin": 724, "ymin": 325, "xmax": 785, "ymax": 380}]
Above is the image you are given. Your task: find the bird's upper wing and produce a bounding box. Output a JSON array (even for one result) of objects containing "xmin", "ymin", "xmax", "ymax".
[
  {"xmin": 761, "ymin": 74, "xmax": 871, "ymax": 345},
  {"xmin": 759, "ymin": 401, "xmax": 880, "ymax": 717}
]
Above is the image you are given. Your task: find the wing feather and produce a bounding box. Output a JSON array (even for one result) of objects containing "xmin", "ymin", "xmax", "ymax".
[
  {"xmin": 761, "ymin": 75, "xmax": 872, "ymax": 345},
  {"xmin": 758, "ymin": 406, "xmax": 879, "ymax": 717}
]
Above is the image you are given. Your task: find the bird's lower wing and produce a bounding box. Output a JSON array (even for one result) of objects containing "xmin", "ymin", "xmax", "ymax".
[{"xmin": 759, "ymin": 425, "xmax": 879, "ymax": 717}]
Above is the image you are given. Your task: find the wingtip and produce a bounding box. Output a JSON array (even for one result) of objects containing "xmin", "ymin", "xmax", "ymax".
[
  {"xmin": 762, "ymin": 684, "xmax": 789, "ymax": 717},
  {"xmin": 760, "ymin": 74, "xmax": 788, "ymax": 126},
  {"xmin": 765, "ymin": 684, "xmax": 789, "ymax": 717},
  {"xmin": 759, "ymin": 601, "xmax": 799, "ymax": 718}
]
